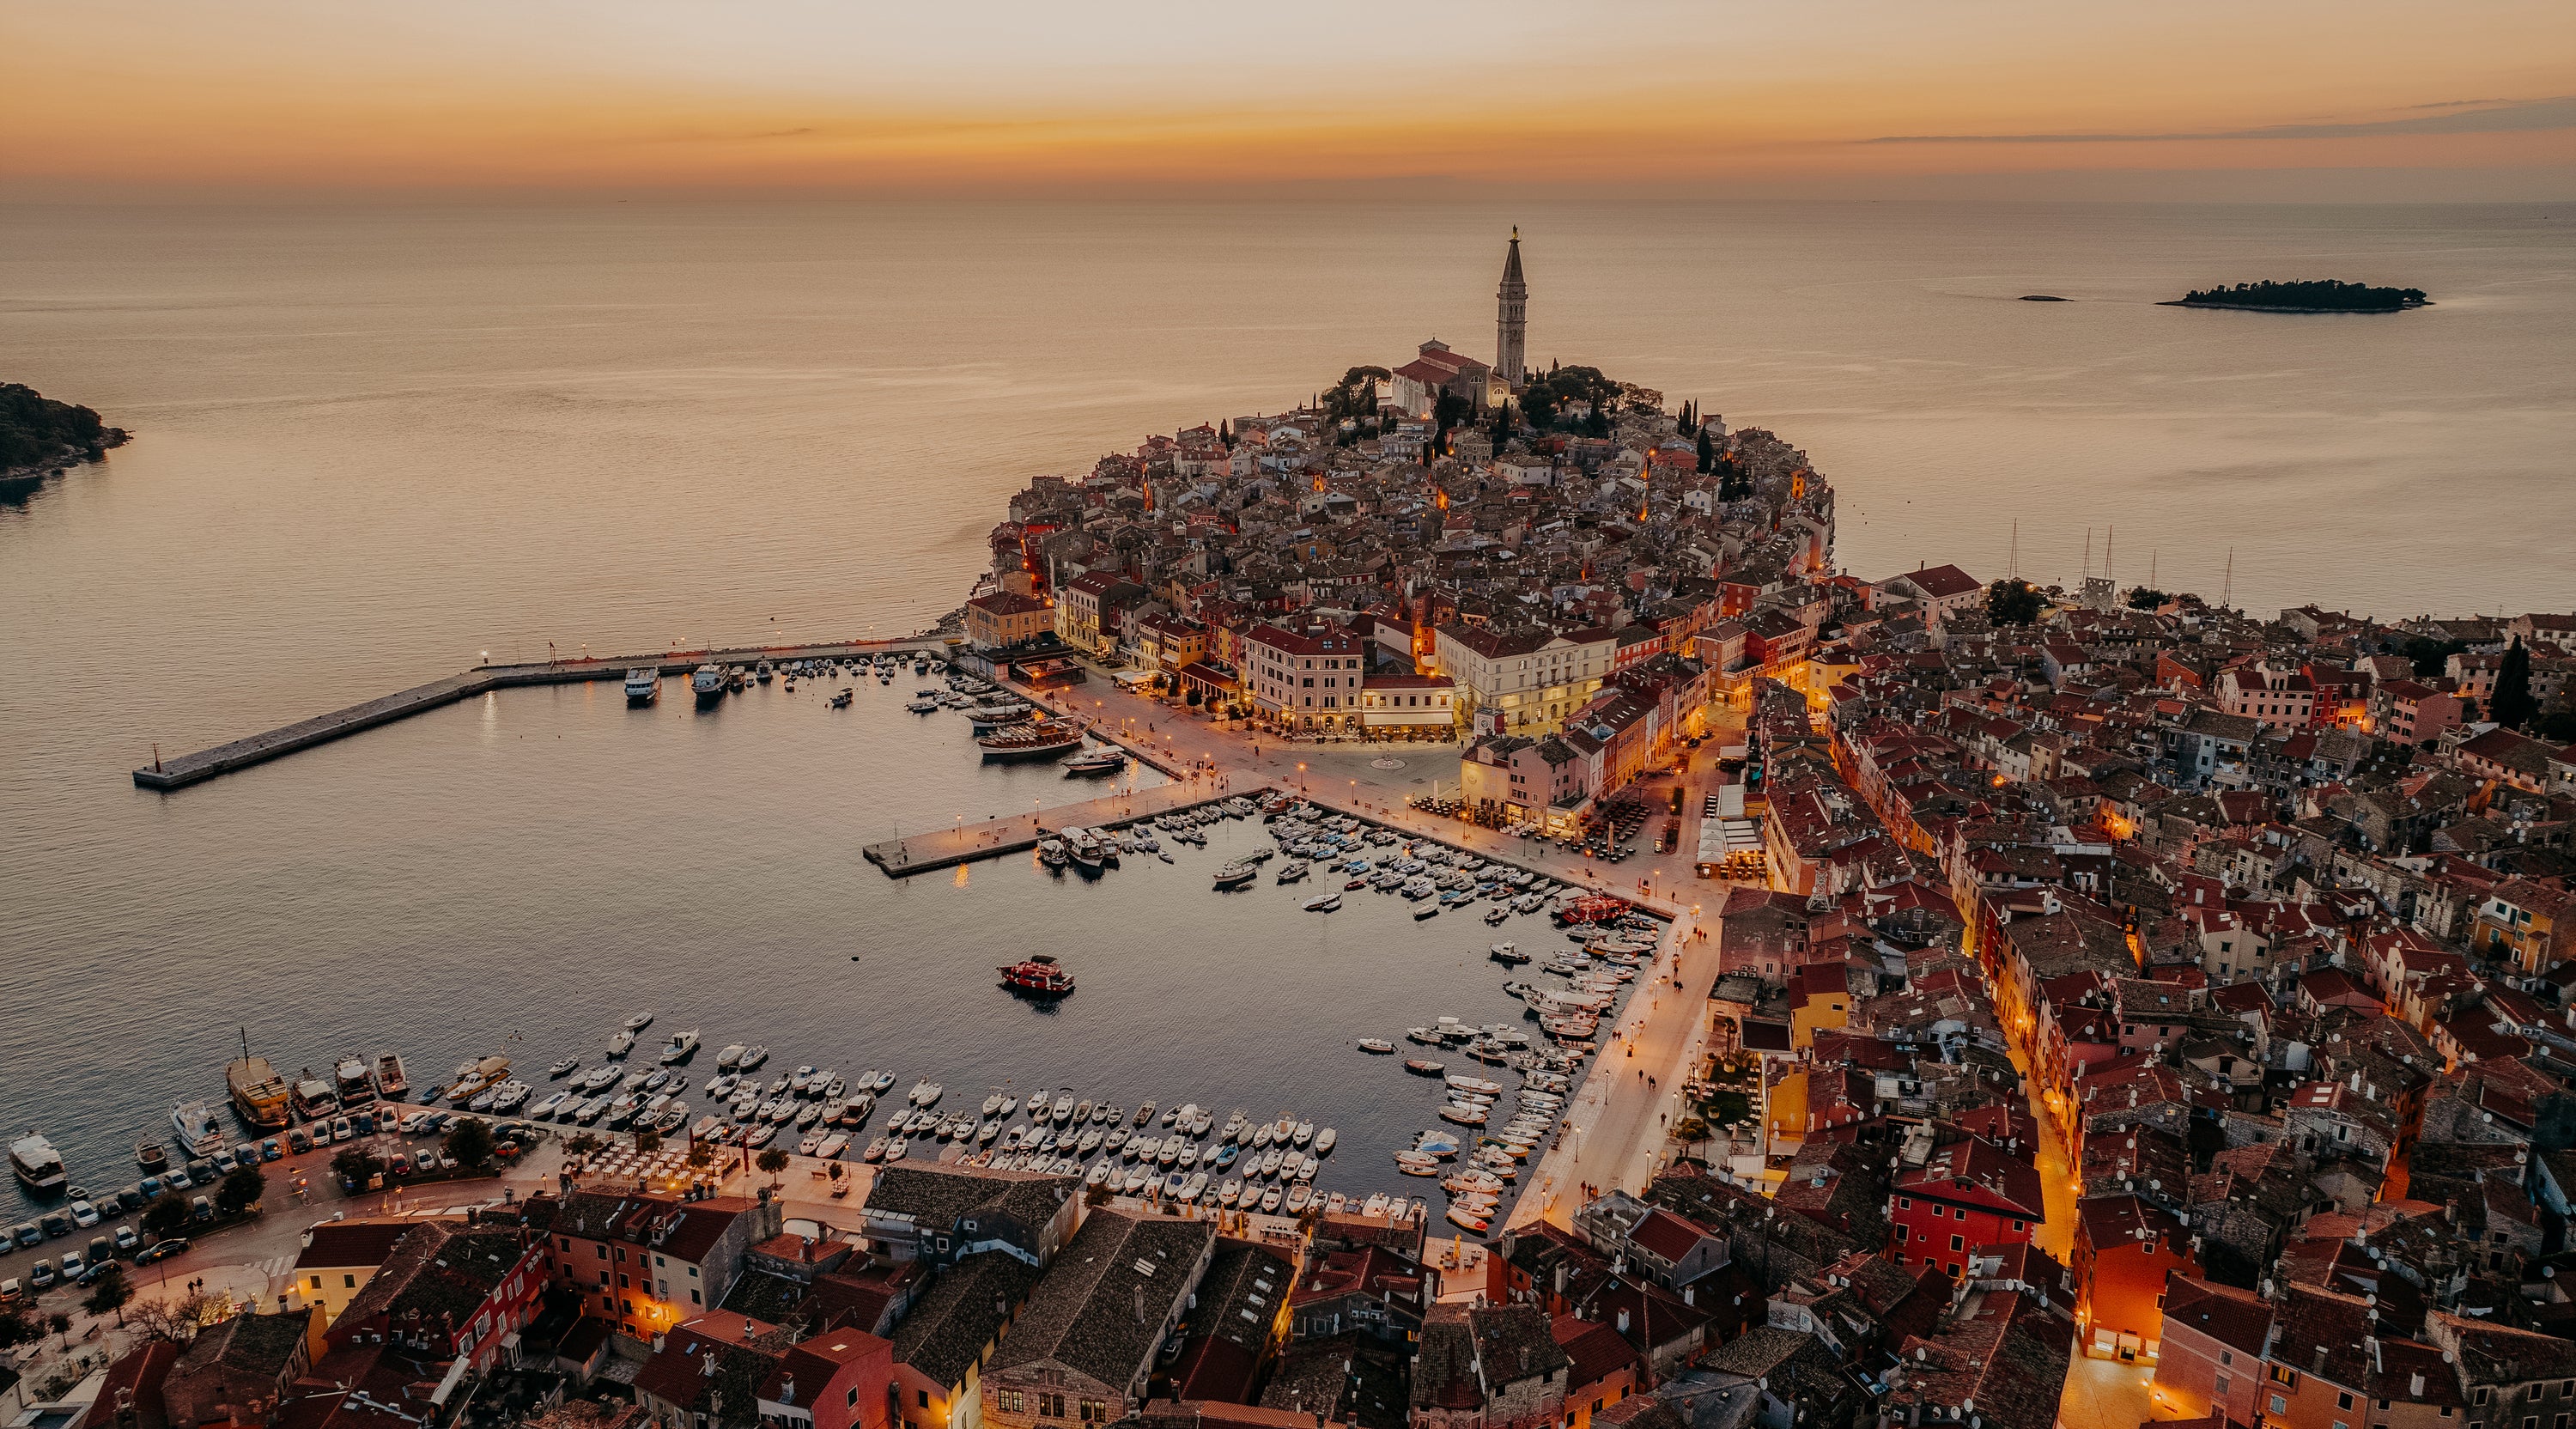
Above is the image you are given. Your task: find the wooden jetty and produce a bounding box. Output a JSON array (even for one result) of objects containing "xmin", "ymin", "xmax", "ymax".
[
  {"xmin": 860, "ymin": 783, "xmax": 1262, "ymax": 878},
  {"xmin": 132, "ymin": 637, "xmax": 954, "ymax": 790}
]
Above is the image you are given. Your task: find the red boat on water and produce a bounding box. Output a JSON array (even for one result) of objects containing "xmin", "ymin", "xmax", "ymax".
[
  {"xmin": 998, "ymin": 954, "xmax": 1075, "ymax": 998},
  {"xmin": 1553, "ymin": 893, "xmax": 1633, "ymax": 926}
]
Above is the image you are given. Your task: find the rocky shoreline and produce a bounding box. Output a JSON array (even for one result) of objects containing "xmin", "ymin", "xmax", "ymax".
[{"xmin": 2, "ymin": 426, "xmax": 130, "ymax": 486}]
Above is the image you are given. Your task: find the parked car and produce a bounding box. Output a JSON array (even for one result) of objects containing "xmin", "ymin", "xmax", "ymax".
[
  {"xmin": 134, "ymin": 1238, "xmax": 187, "ymax": 1264},
  {"xmin": 287, "ymin": 1128, "xmax": 313, "ymax": 1154},
  {"xmin": 11, "ymin": 1224, "xmax": 39, "ymax": 1250},
  {"xmin": 386, "ymin": 1152, "xmax": 412, "ymax": 1177},
  {"xmin": 398, "ymin": 1112, "xmax": 429, "ymax": 1135},
  {"xmin": 185, "ymin": 1158, "xmax": 216, "ymax": 1184},
  {"xmin": 0, "ymin": 1277, "xmax": 20, "ymax": 1300},
  {"xmin": 83, "ymin": 1237, "xmax": 113, "ymax": 1271},
  {"xmin": 28, "ymin": 1259, "xmax": 55, "ymax": 1289},
  {"xmin": 115, "ymin": 1186, "xmax": 146, "ymax": 1213},
  {"xmin": 190, "ymin": 1195, "xmax": 214, "ymax": 1222},
  {"xmin": 38, "ymin": 1212, "xmax": 72, "ymax": 1238},
  {"xmin": 163, "ymin": 1168, "xmax": 191, "ymax": 1191},
  {"xmin": 58, "ymin": 1250, "xmax": 85, "ymax": 1279},
  {"xmin": 138, "ymin": 1176, "xmax": 163, "ymax": 1200},
  {"xmin": 112, "ymin": 1225, "xmax": 138, "ymax": 1252},
  {"xmin": 70, "ymin": 1200, "xmax": 100, "ymax": 1228},
  {"xmin": 210, "ymin": 1147, "xmax": 240, "ymax": 1174},
  {"xmin": 352, "ymin": 1112, "xmax": 375, "ymax": 1136},
  {"xmin": 260, "ymin": 1138, "xmax": 283, "ymax": 1162}
]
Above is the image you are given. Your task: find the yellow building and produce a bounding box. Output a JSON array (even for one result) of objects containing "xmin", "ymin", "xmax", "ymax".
[
  {"xmin": 1765, "ymin": 1069, "xmax": 1809, "ymax": 1150},
  {"xmin": 290, "ymin": 1219, "xmax": 418, "ymax": 1323},
  {"xmin": 1788, "ymin": 964, "xmax": 1851, "ymax": 1050}
]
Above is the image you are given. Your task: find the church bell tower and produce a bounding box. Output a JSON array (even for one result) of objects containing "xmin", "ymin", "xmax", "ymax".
[{"xmin": 1495, "ymin": 227, "xmax": 1528, "ymax": 388}]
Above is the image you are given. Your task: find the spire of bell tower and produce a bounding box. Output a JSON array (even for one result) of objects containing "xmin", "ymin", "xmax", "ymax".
[{"xmin": 1495, "ymin": 228, "xmax": 1528, "ymax": 388}]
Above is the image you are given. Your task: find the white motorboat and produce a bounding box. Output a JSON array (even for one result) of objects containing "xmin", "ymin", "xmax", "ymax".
[
  {"xmin": 1303, "ymin": 892, "xmax": 1341, "ymax": 912},
  {"xmin": 717, "ymin": 1044, "xmax": 747, "ymax": 1070},
  {"xmin": 606, "ymin": 1031, "xmax": 635, "ymax": 1058},
  {"xmin": 691, "ymin": 665, "xmax": 726, "ymax": 705},
  {"xmin": 624, "ymin": 668, "xmax": 659, "ymax": 704},
  {"xmin": 9, "ymin": 1133, "xmax": 68, "ymax": 1194},
  {"xmin": 1356, "ymin": 1038, "xmax": 1394, "ymax": 1054},
  {"xmin": 659, "ymin": 1029, "xmax": 701, "ymax": 1064},
  {"xmin": 170, "ymin": 1100, "xmax": 225, "ymax": 1158},
  {"xmin": 909, "ymin": 1079, "xmax": 943, "ymax": 1107}
]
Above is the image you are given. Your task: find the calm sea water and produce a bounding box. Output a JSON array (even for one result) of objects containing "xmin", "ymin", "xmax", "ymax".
[{"xmin": 2, "ymin": 199, "xmax": 2567, "ymax": 1215}]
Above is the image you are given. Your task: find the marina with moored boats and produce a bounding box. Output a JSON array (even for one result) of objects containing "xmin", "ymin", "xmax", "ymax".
[{"xmin": 26, "ymin": 650, "xmax": 1659, "ymax": 1238}]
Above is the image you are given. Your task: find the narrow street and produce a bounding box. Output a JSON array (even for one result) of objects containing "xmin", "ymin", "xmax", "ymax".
[{"xmin": 2002, "ymin": 999, "xmax": 2158, "ymax": 1429}]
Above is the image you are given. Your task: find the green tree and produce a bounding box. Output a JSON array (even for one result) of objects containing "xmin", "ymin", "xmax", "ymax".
[
  {"xmin": 46, "ymin": 1312, "xmax": 70, "ymax": 1351},
  {"xmin": 1715, "ymin": 455, "xmax": 1752, "ymax": 502},
  {"xmin": 563, "ymin": 1131, "xmax": 604, "ymax": 1158},
  {"xmin": 2125, "ymin": 587, "xmax": 2168, "ymax": 610},
  {"xmin": 1986, "ymin": 579, "xmax": 2044, "ymax": 626},
  {"xmin": 84, "ymin": 1264, "xmax": 135, "ymax": 1326},
  {"xmin": 686, "ymin": 1141, "xmax": 714, "ymax": 1171},
  {"xmin": 216, "ymin": 1165, "xmax": 266, "ymax": 1216},
  {"xmin": 331, "ymin": 1147, "xmax": 385, "ymax": 1188},
  {"xmin": 444, "ymin": 1117, "xmax": 495, "ymax": 1169},
  {"xmin": 2535, "ymin": 708, "xmax": 2576, "ymax": 742},
  {"xmin": 2397, "ymin": 635, "xmax": 2466, "ymax": 678},
  {"xmin": 756, "ymin": 1147, "xmax": 791, "ymax": 1185},
  {"xmin": 1583, "ymin": 402, "xmax": 1609, "ymax": 437},
  {"xmin": 2492, "ymin": 638, "xmax": 2537, "ymax": 729},
  {"xmin": 1694, "ymin": 427, "xmax": 1715, "ymax": 474},
  {"xmin": 633, "ymin": 1129, "xmax": 663, "ymax": 1158},
  {"xmin": 0, "ymin": 1308, "xmax": 37, "ymax": 1350},
  {"xmin": 141, "ymin": 1193, "xmax": 191, "ymax": 1238}
]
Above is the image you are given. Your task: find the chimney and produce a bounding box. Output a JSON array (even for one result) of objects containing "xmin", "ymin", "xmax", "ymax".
[{"xmin": 1618, "ymin": 1308, "xmax": 1631, "ymax": 1335}]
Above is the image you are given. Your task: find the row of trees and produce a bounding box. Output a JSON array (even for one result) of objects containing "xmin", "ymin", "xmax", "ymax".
[{"xmin": 2179, "ymin": 279, "xmax": 2428, "ymax": 311}]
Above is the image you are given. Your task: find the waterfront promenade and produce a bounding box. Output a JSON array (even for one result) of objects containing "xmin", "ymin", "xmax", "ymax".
[{"xmin": 131, "ymin": 636, "xmax": 951, "ymax": 789}]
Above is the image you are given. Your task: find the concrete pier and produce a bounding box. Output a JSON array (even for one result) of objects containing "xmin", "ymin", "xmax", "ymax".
[
  {"xmin": 132, "ymin": 637, "xmax": 953, "ymax": 790},
  {"xmin": 860, "ymin": 781, "xmax": 1262, "ymax": 877}
]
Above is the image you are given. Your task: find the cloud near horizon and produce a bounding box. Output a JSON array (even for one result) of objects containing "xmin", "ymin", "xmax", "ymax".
[
  {"xmin": 7, "ymin": 0, "xmax": 2572, "ymax": 200},
  {"xmin": 1864, "ymin": 96, "xmax": 2576, "ymax": 144}
]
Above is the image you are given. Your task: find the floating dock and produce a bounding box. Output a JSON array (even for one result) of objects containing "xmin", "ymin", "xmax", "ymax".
[
  {"xmin": 860, "ymin": 784, "xmax": 1262, "ymax": 877},
  {"xmin": 132, "ymin": 638, "xmax": 954, "ymax": 790}
]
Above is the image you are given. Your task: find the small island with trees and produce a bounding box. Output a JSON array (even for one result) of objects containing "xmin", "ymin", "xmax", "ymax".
[
  {"xmin": 2166, "ymin": 279, "xmax": 2429, "ymax": 313},
  {"xmin": 3, "ymin": 380, "xmax": 129, "ymax": 495}
]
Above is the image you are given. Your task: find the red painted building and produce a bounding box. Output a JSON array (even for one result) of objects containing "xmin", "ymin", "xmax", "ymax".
[
  {"xmin": 1885, "ymin": 1137, "xmax": 2046, "ymax": 1278},
  {"xmin": 322, "ymin": 1223, "xmax": 548, "ymax": 1376},
  {"xmin": 2070, "ymin": 1193, "xmax": 2197, "ymax": 1362}
]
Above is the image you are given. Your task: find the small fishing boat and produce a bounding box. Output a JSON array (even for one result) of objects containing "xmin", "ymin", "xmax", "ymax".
[
  {"xmin": 1303, "ymin": 893, "xmax": 1342, "ymax": 912},
  {"xmin": 1356, "ymin": 1038, "xmax": 1394, "ymax": 1054},
  {"xmin": 1405, "ymin": 1058, "xmax": 1447, "ymax": 1075},
  {"xmin": 998, "ymin": 954, "xmax": 1076, "ymax": 998}
]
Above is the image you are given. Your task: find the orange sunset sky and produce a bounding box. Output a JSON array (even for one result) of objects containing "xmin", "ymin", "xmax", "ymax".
[{"xmin": 9, "ymin": 0, "xmax": 2573, "ymax": 199}]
